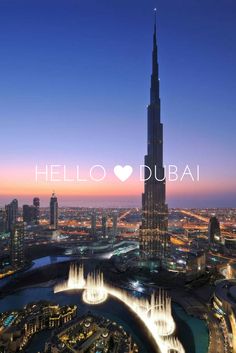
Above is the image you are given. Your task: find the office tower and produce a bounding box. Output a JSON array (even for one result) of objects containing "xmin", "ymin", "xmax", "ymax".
[
  {"xmin": 33, "ymin": 197, "xmax": 40, "ymax": 224},
  {"xmin": 5, "ymin": 198, "xmax": 18, "ymax": 232},
  {"xmin": 91, "ymin": 211, "xmax": 96, "ymax": 237},
  {"xmin": 23, "ymin": 205, "xmax": 30, "ymax": 223},
  {"xmin": 139, "ymin": 11, "xmax": 169, "ymax": 266},
  {"xmin": 112, "ymin": 212, "xmax": 118, "ymax": 240},
  {"xmin": 208, "ymin": 216, "xmax": 223, "ymax": 244},
  {"xmin": 50, "ymin": 192, "xmax": 58, "ymax": 230},
  {"xmin": 101, "ymin": 213, "xmax": 107, "ymax": 238},
  {"xmin": 0, "ymin": 209, "xmax": 6, "ymax": 233},
  {"xmin": 11, "ymin": 199, "xmax": 18, "ymax": 221},
  {"xmin": 23, "ymin": 205, "xmax": 37, "ymax": 224},
  {"xmin": 5, "ymin": 204, "xmax": 11, "ymax": 232},
  {"xmin": 11, "ymin": 222, "xmax": 25, "ymax": 269}
]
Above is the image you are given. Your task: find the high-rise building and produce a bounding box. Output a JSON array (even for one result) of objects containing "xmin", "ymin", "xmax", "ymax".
[
  {"xmin": 11, "ymin": 222, "xmax": 25, "ymax": 269},
  {"xmin": 23, "ymin": 204, "xmax": 37, "ymax": 224},
  {"xmin": 50, "ymin": 192, "xmax": 58, "ymax": 230},
  {"xmin": 5, "ymin": 204, "xmax": 11, "ymax": 232},
  {"xmin": 208, "ymin": 216, "xmax": 223, "ymax": 244},
  {"xmin": 23, "ymin": 204, "xmax": 30, "ymax": 223},
  {"xmin": 0, "ymin": 209, "xmax": 6, "ymax": 233},
  {"xmin": 91, "ymin": 211, "xmax": 96, "ymax": 237},
  {"xmin": 5, "ymin": 198, "xmax": 18, "ymax": 232},
  {"xmin": 101, "ymin": 213, "xmax": 107, "ymax": 238},
  {"xmin": 112, "ymin": 212, "xmax": 118, "ymax": 240},
  {"xmin": 139, "ymin": 11, "xmax": 169, "ymax": 266},
  {"xmin": 33, "ymin": 197, "xmax": 40, "ymax": 224}
]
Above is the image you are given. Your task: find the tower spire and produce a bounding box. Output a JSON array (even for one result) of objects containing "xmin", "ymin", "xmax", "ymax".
[
  {"xmin": 140, "ymin": 9, "xmax": 169, "ymax": 266},
  {"xmin": 150, "ymin": 8, "xmax": 160, "ymax": 104},
  {"xmin": 154, "ymin": 7, "xmax": 157, "ymax": 29}
]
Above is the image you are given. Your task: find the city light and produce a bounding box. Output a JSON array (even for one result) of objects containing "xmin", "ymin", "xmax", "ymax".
[{"xmin": 54, "ymin": 264, "xmax": 185, "ymax": 353}]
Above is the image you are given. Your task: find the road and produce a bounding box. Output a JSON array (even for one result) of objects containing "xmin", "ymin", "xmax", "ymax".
[{"xmin": 171, "ymin": 288, "xmax": 226, "ymax": 353}]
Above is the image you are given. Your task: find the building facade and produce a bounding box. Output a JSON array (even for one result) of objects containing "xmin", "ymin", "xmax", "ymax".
[
  {"xmin": 5, "ymin": 199, "xmax": 18, "ymax": 233},
  {"xmin": 91, "ymin": 211, "xmax": 96, "ymax": 237},
  {"xmin": 10, "ymin": 222, "xmax": 25, "ymax": 269},
  {"xmin": 23, "ymin": 205, "xmax": 37, "ymax": 224},
  {"xmin": 50, "ymin": 193, "xmax": 58, "ymax": 230},
  {"xmin": 139, "ymin": 12, "xmax": 169, "ymax": 266},
  {"xmin": 0, "ymin": 302, "xmax": 77, "ymax": 352},
  {"xmin": 112, "ymin": 212, "xmax": 118, "ymax": 240},
  {"xmin": 213, "ymin": 280, "xmax": 236, "ymax": 352},
  {"xmin": 208, "ymin": 216, "xmax": 223, "ymax": 245},
  {"xmin": 101, "ymin": 213, "xmax": 107, "ymax": 238},
  {"xmin": 33, "ymin": 197, "xmax": 40, "ymax": 225},
  {"xmin": 0, "ymin": 209, "xmax": 6, "ymax": 234}
]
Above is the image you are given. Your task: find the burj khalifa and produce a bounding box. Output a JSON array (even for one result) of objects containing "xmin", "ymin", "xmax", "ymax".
[{"xmin": 140, "ymin": 11, "xmax": 169, "ymax": 267}]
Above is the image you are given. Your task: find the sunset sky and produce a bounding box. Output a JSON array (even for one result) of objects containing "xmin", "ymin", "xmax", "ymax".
[{"xmin": 0, "ymin": 0, "xmax": 236, "ymax": 207}]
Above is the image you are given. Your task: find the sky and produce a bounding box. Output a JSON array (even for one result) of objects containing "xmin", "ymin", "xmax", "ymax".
[{"xmin": 0, "ymin": 0, "xmax": 236, "ymax": 207}]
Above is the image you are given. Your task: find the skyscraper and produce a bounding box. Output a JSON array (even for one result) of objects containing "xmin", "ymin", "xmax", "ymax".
[
  {"xmin": 208, "ymin": 216, "xmax": 223, "ymax": 244},
  {"xmin": 112, "ymin": 212, "xmax": 118, "ymax": 240},
  {"xmin": 23, "ymin": 204, "xmax": 37, "ymax": 224},
  {"xmin": 33, "ymin": 197, "xmax": 40, "ymax": 225},
  {"xmin": 101, "ymin": 213, "xmax": 107, "ymax": 238},
  {"xmin": 5, "ymin": 198, "xmax": 18, "ymax": 232},
  {"xmin": 11, "ymin": 222, "xmax": 25, "ymax": 269},
  {"xmin": 140, "ymin": 11, "xmax": 169, "ymax": 266},
  {"xmin": 91, "ymin": 211, "xmax": 96, "ymax": 237},
  {"xmin": 0, "ymin": 209, "xmax": 6, "ymax": 233},
  {"xmin": 50, "ymin": 192, "xmax": 58, "ymax": 230}
]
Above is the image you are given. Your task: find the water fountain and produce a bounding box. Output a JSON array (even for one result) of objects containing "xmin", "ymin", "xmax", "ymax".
[
  {"xmin": 83, "ymin": 271, "xmax": 108, "ymax": 304},
  {"xmin": 54, "ymin": 263, "xmax": 85, "ymax": 292},
  {"xmin": 54, "ymin": 263, "xmax": 185, "ymax": 353}
]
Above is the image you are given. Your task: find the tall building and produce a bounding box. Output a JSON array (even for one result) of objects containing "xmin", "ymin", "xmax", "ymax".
[
  {"xmin": 208, "ymin": 216, "xmax": 223, "ymax": 244},
  {"xmin": 11, "ymin": 222, "xmax": 25, "ymax": 269},
  {"xmin": 50, "ymin": 192, "xmax": 58, "ymax": 230},
  {"xmin": 0, "ymin": 209, "xmax": 6, "ymax": 233},
  {"xmin": 33, "ymin": 197, "xmax": 40, "ymax": 224},
  {"xmin": 23, "ymin": 204, "xmax": 37, "ymax": 224},
  {"xmin": 101, "ymin": 213, "xmax": 107, "ymax": 238},
  {"xmin": 91, "ymin": 211, "xmax": 96, "ymax": 237},
  {"xmin": 5, "ymin": 198, "xmax": 18, "ymax": 232},
  {"xmin": 112, "ymin": 212, "xmax": 118, "ymax": 240},
  {"xmin": 139, "ymin": 11, "xmax": 169, "ymax": 266}
]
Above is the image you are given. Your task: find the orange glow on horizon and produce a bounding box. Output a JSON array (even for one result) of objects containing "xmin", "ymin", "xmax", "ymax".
[{"xmin": 0, "ymin": 164, "xmax": 236, "ymax": 201}]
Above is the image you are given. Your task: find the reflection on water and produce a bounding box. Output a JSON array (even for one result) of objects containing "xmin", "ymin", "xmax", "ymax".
[
  {"xmin": 0, "ymin": 287, "xmax": 156, "ymax": 353},
  {"xmin": 0, "ymin": 285, "xmax": 209, "ymax": 353},
  {"xmin": 27, "ymin": 256, "xmax": 73, "ymax": 271},
  {"xmin": 0, "ymin": 256, "xmax": 73, "ymax": 288},
  {"xmin": 173, "ymin": 304, "xmax": 209, "ymax": 353},
  {"xmin": 0, "ymin": 256, "xmax": 209, "ymax": 353}
]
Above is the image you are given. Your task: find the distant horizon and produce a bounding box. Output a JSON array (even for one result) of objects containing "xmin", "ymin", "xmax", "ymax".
[
  {"xmin": 0, "ymin": 0, "xmax": 236, "ymax": 207},
  {"xmin": 1, "ymin": 193, "xmax": 236, "ymax": 209}
]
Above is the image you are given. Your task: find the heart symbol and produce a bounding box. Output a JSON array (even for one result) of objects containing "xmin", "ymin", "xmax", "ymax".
[{"xmin": 114, "ymin": 165, "xmax": 133, "ymax": 182}]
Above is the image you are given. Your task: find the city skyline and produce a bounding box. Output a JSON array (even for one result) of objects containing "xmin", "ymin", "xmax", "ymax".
[
  {"xmin": 0, "ymin": 0, "xmax": 236, "ymax": 207},
  {"xmin": 1, "ymin": 3, "xmax": 236, "ymax": 353}
]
